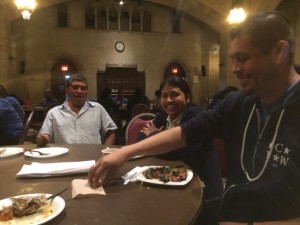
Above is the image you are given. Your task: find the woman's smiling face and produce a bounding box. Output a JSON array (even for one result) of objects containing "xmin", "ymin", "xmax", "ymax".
[{"xmin": 160, "ymin": 84, "xmax": 190, "ymax": 120}]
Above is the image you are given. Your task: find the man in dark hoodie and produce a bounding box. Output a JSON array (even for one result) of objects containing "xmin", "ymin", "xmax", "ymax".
[{"xmin": 89, "ymin": 11, "xmax": 300, "ymax": 224}]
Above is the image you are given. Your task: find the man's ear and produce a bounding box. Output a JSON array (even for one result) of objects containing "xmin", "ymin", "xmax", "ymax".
[{"xmin": 274, "ymin": 40, "xmax": 290, "ymax": 63}]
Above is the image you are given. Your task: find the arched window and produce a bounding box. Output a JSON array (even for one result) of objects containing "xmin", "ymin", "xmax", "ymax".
[
  {"xmin": 132, "ymin": 10, "xmax": 141, "ymax": 31},
  {"xmin": 85, "ymin": 6, "xmax": 95, "ymax": 29},
  {"xmin": 143, "ymin": 11, "xmax": 151, "ymax": 32},
  {"xmin": 57, "ymin": 4, "xmax": 68, "ymax": 28},
  {"xmin": 120, "ymin": 10, "xmax": 130, "ymax": 31},
  {"xmin": 109, "ymin": 8, "xmax": 118, "ymax": 30},
  {"xmin": 164, "ymin": 62, "xmax": 186, "ymax": 79},
  {"xmin": 97, "ymin": 7, "xmax": 107, "ymax": 30}
]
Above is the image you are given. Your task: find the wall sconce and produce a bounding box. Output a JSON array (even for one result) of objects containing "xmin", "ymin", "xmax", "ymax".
[
  {"xmin": 15, "ymin": 0, "xmax": 36, "ymax": 20},
  {"xmin": 227, "ymin": 0, "xmax": 246, "ymax": 25},
  {"xmin": 61, "ymin": 64, "xmax": 69, "ymax": 72},
  {"xmin": 172, "ymin": 66, "xmax": 178, "ymax": 74}
]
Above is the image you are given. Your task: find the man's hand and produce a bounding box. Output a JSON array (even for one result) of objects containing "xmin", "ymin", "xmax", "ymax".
[
  {"xmin": 36, "ymin": 133, "xmax": 51, "ymax": 147},
  {"xmin": 88, "ymin": 149, "xmax": 128, "ymax": 188}
]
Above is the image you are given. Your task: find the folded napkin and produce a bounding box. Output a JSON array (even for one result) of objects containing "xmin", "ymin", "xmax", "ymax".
[
  {"xmin": 122, "ymin": 166, "xmax": 149, "ymax": 185},
  {"xmin": 72, "ymin": 179, "xmax": 106, "ymax": 199},
  {"xmin": 16, "ymin": 160, "xmax": 95, "ymax": 178}
]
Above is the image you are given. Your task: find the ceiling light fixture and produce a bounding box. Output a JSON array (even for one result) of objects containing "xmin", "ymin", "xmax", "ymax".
[
  {"xmin": 15, "ymin": 0, "xmax": 36, "ymax": 20},
  {"xmin": 119, "ymin": 1, "xmax": 124, "ymax": 5},
  {"xmin": 227, "ymin": 0, "xmax": 246, "ymax": 25}
]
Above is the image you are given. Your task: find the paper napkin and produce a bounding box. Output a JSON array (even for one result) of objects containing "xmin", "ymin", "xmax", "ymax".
[
  {"xmin": 16, "ymin": 160, "xmax": 95, "ymax": 178},
  {"xmin": 71, "ymin": 179, "xmax": 106, "ymax": 199},
  {"xmin": 122, "ymin": 166, "xmax": 149, "ymax": 185}
]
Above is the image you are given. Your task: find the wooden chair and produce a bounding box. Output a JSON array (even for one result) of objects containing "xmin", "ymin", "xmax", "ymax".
[
  {"xmin": 131, "ymin": 104, "xmax": 150, "ymax": 118},
  {"xmin": 125, "ymin": 113, "xmax": 155, "ymax": 145},
  {"xmin": 19, "ymin": 111, "xmax": 35, "ymax": 145}
]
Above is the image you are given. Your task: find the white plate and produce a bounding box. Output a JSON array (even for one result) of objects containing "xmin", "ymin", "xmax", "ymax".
[
  {"xmin": 0, "ymin": 147, "xmax": 24, "ymax": 158},
  {"xmin": 101, "ymin": 147, "xmax": 119, "ymax": 155},
  {"xmin": 101, "ymin": 148, "xmax": 144, "ymax": 159},
  {"xmin": 136, "ymin": 166, "xmax": 193, "ymax": 186},
  {"xmin": 0, "ymin": 193, "xmax": 65, "ymax": 225},
  {"xmin": 24, "ymin": 147, "xmax": 69, "ymax": 158}
]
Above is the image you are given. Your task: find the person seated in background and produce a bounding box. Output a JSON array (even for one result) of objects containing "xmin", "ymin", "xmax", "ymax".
[
  {"xmin": 127, "ymin": 88, "xmax": 150, "ymax": 120},
  {"xmin": 97, "ymin": 88, "xmax": 118, "ymax": 116},
  {"xmin": 0, "ymin": 84, "xmax": 24, "ymax": 121},
  {"xmin": 150, "ymin": 89, "xmax": 162, "ymax": 114},
  {"xmin": 8, "ymin": 92, "xmax": 25, "ymax": 106},
  {"xmin": 207, "ymin": 86, "xmax": 239, "ymax": 109},
  {"xmin": 40, "ymin": 88, "xmax": 59, "ymax": 108},
  {"xmin": 112, "ymin": 88, "xmax": 128, "ymax": 108},
  {"xmin": 112, "ymin": 88, "xmax": 129, "ymax": 131},
  {"xmin": 137, "ymin": 76, "xmax": 223, "ymax": 225},
  {"xmin": 0, "ymin": 87, "xmax": 23, "ymax": 146},
  {"xmin": 36, "ymin": 74, "xmax": 117, "ymax": 147}
]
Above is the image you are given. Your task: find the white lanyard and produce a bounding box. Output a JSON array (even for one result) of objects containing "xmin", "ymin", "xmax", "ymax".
[{"xmin": 240, "ymin": 104, "xmax": 285, "ymax": 182}]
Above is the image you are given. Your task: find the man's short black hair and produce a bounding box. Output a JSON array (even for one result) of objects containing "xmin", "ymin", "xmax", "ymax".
[
  {"xmin": 65, "ymin": 74, "xmax": 88, "ymax": 88},
  {"xmin": 229, "ymin": 11, "xmax": 294, "ymax": 62}
]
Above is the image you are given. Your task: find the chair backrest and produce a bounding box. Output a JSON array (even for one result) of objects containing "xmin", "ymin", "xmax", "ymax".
[
  {"xmin": 19, "ymin": 111, "xmax": 35, "ymax": 145},
  {"xmin": 125, "ymin": 113, "xmax": 156, "ymax": 145},
  {"xmin": 131, "ymin": 104, "xmax": 150, "ymax": 118}
]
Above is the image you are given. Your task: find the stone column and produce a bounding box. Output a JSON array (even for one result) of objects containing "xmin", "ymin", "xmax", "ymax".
[
  {"xmin": 106, "ymin": 10, "xmax": 109, "ymax": 30},
  {"xmin": 0, "ymin": 5, "xmax": 9, "ymax": 81},
  {"xmin": 140, "ymin": 12, "xmax": 143, "ymax": 32}
]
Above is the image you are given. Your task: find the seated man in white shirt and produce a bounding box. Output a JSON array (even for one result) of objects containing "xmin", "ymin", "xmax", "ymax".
[{"xmin": 36, "ymin": 74, "xmax": 117, "ymax": 147}]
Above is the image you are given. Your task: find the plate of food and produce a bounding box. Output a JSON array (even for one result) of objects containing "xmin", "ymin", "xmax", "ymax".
[
  {"xmin": 0, "ymin": 147, "xmax": 24, "ymax": 158},
  {"xmin": 24, "ymin": 147, "xmax": 69, "ymax": 158},
  {"xmin": 136, "ymin": 165, "xmax": 193, "ymax": 186},
  {"xmin": 101, "ymin": 148, "xmax": 144, "ymax": 159},
  {"xmin": 0, "ymin": 193, "xmax": 65, "ymax": 224}
]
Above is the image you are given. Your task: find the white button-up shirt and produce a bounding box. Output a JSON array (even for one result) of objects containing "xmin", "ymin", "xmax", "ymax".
[{"xmin": 40, "ymin": 101, "xmax": 117, "ymax": 144}]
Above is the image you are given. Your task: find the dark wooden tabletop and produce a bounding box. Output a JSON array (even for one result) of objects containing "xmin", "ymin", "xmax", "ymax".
[{"xmin": 0, "ymin": 143, "xmax": 203, "ymax": 225}]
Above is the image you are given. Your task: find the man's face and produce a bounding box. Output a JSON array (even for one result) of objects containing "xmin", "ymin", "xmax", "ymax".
[
  {"xmin": 160, "ymin": 84, "xmax": 189, "ymax": 120},
  {"xmin": 229, "ymin": 34, "xmax": 276, "ymax": 98},
  {"xmin": 66, "ymin": 80, "xmax": 88, "ymax": 107}
]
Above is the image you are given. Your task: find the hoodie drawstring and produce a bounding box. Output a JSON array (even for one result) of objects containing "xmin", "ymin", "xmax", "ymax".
[{"xmin": 240, "ymin": 104, "xmax": 285, "ymax": 182}]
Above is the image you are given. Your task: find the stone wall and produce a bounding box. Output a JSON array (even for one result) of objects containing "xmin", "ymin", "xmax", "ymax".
[{"xmin": 8, "ymin": 1, "xmax": 220, "ymax": 106}]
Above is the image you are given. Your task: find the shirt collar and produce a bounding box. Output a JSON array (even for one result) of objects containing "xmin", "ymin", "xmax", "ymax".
[
  {"xmin": 61, "ymin": 100, "xmax": 95, "ymax": 111},
  {"xmin": 166, "ymin": 112, "xmax": 184, "ymax": 129}
]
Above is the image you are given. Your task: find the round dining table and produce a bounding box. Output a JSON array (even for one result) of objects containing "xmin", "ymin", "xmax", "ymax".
[{"xmin": 0, "ymin": 143, "xmax": 203, "ymax": 225}]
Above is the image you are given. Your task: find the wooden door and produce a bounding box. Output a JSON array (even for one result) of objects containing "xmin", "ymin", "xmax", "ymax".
[{"xmin": 97, "ymin": 65, "xmax": 145, "ymax": 99}]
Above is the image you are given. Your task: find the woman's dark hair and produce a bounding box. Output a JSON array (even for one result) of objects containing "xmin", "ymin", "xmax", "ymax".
[
  {"xmin": 229, "ymin": 11, "xmax": 294, "ymax": 62},
  {"xmin": 159, "ymin": 76, "xmax": 191, "ymax": 99},
  {"xmin": 65, "ymin": 74, "xmax": 88, "ymax": 88},
  {"xmin": 154, "ymin": 89, "xmax": 161, "ymax": 98}
]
